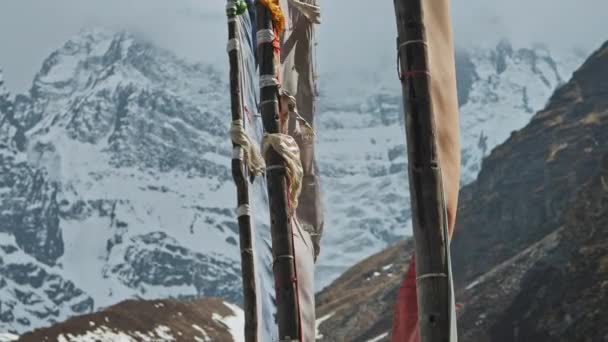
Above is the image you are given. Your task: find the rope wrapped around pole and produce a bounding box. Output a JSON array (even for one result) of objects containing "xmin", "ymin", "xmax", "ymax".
[
  {"xmin": 231, "ymin": 119, "xmax": 266, "ymax": 177},
  {"xmin": 262, "ymin": 133, "xmax": 303, "ymax": 210},
  {"xmin": 256, "ymin": 1, "xmax": 303, "ymax": 340}
]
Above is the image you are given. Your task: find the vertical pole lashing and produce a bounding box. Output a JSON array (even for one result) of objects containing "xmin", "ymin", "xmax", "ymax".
[
  {"xmin": 256, "ymin": 3, "xmax": 302, "ymax": 341},
  {"xmin": 226, "ymin": 1, "xmax": 258, "ymax": 341}
]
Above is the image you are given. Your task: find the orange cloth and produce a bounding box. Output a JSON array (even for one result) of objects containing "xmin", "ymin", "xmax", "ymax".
[{"xmin": 258, "ymin": 0, "xmax": 286, "ymax": 34}]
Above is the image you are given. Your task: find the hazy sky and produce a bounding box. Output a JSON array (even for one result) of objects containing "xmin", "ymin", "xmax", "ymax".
[{"xmin": 0, "ymin": 0, "xmax": 606, "ymax": 92}]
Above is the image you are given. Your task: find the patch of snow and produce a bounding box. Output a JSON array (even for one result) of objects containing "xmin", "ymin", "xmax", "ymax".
[
  {"xmin": 367, "ymin": 332, "xmax": 389, "ymax": 342},
  {"xmin": 192, "ymin": 324, "xmax": 211, "ymax": 342},
  {"xmin": 54, "ymin": 325, "xmax": 177, "ymax": 342},
  {"xmin": 57, "ymin": 326, "xmax": 140, "ymax": 342},
  {"xmin": 217, "ymin": 302, "xmax": 245, "ymax": 342},
  {"xmin": 0, "ymin": 333, "xmax": 18, "ymax": 342},
  {"xmin": 153, "ymin": 325, "xmax": 175, "ymax": 341},
  {"xmin": 466, "ymin": 279, "xmax": 482, "ymax": 291},
  {"xmin": 315, "ymin": 311, "xmax": 335, "ymax": 340}
]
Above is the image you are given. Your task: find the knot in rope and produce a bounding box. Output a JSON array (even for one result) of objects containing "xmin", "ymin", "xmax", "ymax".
[
  {"xmin": 226, "ymin": 38, "xmax": 240, "ymax": 53},
  {"xmin": 256, "ymin": 29, "xmax": 276, "ymax": 46},
  {"xmin": 230, "ymin": 120, "xmax": 266, "ymax": 177},
  {"xmin": 262, "ymin": 133, "xmax": 303, "ymax": 211},
  {"xmin": 260, "ymin": 74, "xmax": 280, "ymax": 89}
]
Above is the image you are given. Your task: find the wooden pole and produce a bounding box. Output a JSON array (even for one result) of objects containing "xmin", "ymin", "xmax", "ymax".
[
  {"xmin": 226, "ymin": 2, "xmax": 258, "ymax": 341},
  {"xmin": 393, "ymin": 0, "xmax": 454, "ymax": 341},
  {"xmin": 255, "ymin": 4, "xmax": 302, "ymax": 341}
]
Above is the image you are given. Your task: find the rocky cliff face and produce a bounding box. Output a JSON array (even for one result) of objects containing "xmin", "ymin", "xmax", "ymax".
[
  {"xmin": 459, "ymin": 154, "xmax": 608, "ymax": 341},
  {"xmin": 315, "ymin": 41, "xmax": 608, "ymax": 341},
  {"xmin": 452, "ymin": 40, "xmax": 608, "ymax": 288}
]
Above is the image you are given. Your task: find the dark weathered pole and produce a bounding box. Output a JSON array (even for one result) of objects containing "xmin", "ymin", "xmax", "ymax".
[
  {"xmin": 256, "ymin": 3, "xmax": 302, "ymax": 341},
  {"xmin": 393, "ymin": 0, "xmax": 453, "ymax": 341},
  {"xmin": 226, "ymin": 2, "xmax": 257, "ymax": 341}
]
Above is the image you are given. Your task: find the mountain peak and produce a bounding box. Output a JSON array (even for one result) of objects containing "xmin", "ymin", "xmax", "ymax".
[
  {"xmin": 32, "ymin": 29, "xmax": 135, "ymax": 94},
  {"xmin": 0, "ymin": 27, "xmax": 242, "ymax": 334}
]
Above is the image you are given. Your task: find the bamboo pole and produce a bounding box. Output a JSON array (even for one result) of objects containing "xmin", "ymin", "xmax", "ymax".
[
  {"xmin": 226, "ymin": 2, "xmax": 258, "ymax": 341},
  {"xmin": 393, "ymin": 0, "xmax": 454, "ymax": 341},
  {"xmin": 256, "ymin": 3, "xmax": 302, "ymax": 341}
]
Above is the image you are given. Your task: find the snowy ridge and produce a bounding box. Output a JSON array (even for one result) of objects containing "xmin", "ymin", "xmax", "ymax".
[
  {"xmin": 457, "ymin": 41, "xmax": 584, "ymax": 183},
  {"xmin": 212, "ymin": 302, "xmax": 245, "ymax": 342},
  {"xmin": 11, "ymin": 298, "xmax": 244, "ymax": 342},
  {"xmin": 0, "ymin": 333, "xmax": 17, "ymax": 342}
]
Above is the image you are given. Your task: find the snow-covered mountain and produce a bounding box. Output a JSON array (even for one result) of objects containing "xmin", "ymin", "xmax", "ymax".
[
  {"xmin": 314, "ymin": 40, "xmax": 585, "ymax": 288},
  {"xmin": 315, "ymin": 40, "xmax": 608, "ymax": 341},
  {"xmin": 0, "ymin": 29, "xmax": 244, "ymax": 334},
  {"xmin": 0, "ymin": 27, "xmax": 585, "ymax": 334}
]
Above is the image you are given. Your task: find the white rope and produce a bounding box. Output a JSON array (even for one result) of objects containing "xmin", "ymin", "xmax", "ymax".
[
  {"xmin": 265, "ymin": 164, "xmax": 285, "ymax": 172},
  {"xmin": 256, "ymin": 29, "xmax": 275, "ymax": 45},
  {"xmin": 230, "ymin": 120, "xmax": 266, "ymax": 177},
  {"xmin": 262, "ymin": 133, "xmax": 303, "ymax": 211},
  {"xmin": 259, "ymin": 99, "xmax": 279, "ymax": 107},
  {"xmin": 260, "ymin": 75, "xmax": 279, "ymax": 89},
  {"xmin": 226, "ymin": 38, "xmax": 240, "ymax": 53},
  {"xmin": 236, "ymin": 204, "xmax": 251, "ymax": 217},
  {"xmin": 416, "ymin": 273, "xmax": 448, "ymax": 281},
  {"xmin": 399, "ymin": 40, "xmax": 427, "ymax": 50},
  {"xmin": 232, "ymin": 146, "xmax": 244, "ymax": 160}
]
